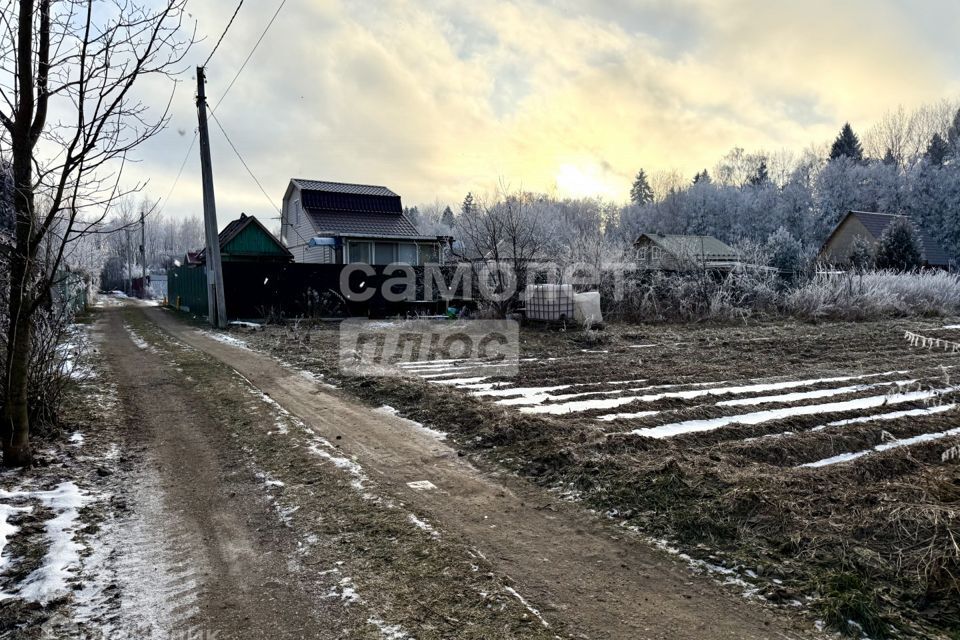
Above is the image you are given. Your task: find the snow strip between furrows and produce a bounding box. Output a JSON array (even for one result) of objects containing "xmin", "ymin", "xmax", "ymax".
[
  {"xmin": 629, "ymin": 387, "xmax": 957, "ymax": 439},
  {"xmin": 525, "ymin": 371, "xmax": 907, "ymax": 416},
  {"xmin": 801, "ymin": 426, "xmax": 960, "ymax": 468}
]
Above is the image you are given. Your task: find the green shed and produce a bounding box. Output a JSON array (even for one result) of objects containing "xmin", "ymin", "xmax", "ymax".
[{"xmin": 169, "ymin": 213, "xmax": 291, "ymax": 313}]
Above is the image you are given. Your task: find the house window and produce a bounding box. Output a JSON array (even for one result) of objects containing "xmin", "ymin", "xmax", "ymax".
[
  {"xmin": 349, "ymin": 241, "xmax": 371, "ymax": 264},
  {"xmin": 650, "ymin": 247, "xmax": 663, "ymax": 262},
  {"xmin": 420, "ymin": 243, "xmax": 439, "ymax": 264},
  {"xmin": 374, "ymin": 242, "xmax": 397, "ymax": 265},
  {"xmin": 398, "ymin": 243, "xmax": 418, "ymax": 265}
]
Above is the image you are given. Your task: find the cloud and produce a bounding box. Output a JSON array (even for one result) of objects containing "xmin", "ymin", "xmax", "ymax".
[{"xmin": 121, "ymin": 0, "xmax": 960, "ymax": 223}]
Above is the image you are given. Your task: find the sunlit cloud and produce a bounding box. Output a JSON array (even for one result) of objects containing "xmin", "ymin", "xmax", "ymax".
[{"xmin": 123, "ymin": 0, "xmax": 960, "ymax": 224}]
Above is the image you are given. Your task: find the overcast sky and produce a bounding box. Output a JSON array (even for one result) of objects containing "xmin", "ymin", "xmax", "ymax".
[{"xmin": 129, "ymin": 0, "xmax": 960, "ymax": 223}]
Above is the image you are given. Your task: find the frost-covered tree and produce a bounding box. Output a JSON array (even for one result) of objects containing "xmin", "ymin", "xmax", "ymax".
[
  {"xmin": 441, "ymin": 206, "xmax": 455, "ymax": 228},
  {"xmin": 764, "ymin": 227, "xmax": 805, "ymax": 273},
  {"xmin": 881, "ymin": 148, "xmax": 897, "ymax": 166},
  {"xmin": 848, "ymin": 235, "xmax": 876, "ymax": 272},
  {"xmin": 948, "ymin": 107, "xmax": 960, "ymax": 151},
  {"xmin": 829, "ymin": 123, "xmax": 864, "ymax": 162},
  {"xmin": 926, "ymin": 133, "xmax": 951, "ymax": 166},
  {"xmin": 749, "ymin": 160, "xmax": 770, "ymax": 186},
  {"xmin": 875, "ymin": 217, "xmax": 922, "ymax": 271},
  {"xmin": 630, "ymin": 170, "xmax": 654, "ymax": 205},
  {"xmin": 461, "ymin": 192, "xmax": 475, "ymax": 216}
]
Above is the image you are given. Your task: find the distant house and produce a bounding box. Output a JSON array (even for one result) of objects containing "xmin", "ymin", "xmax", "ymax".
[
  {"xmin": 190, "ymin": 212, "xmax": 292, "ymax": 265},
  {"xmin": 819, "ymin": 211, "xmax": 949, "ymax": 268},
  {"xmin": 280, "ymin": 179, "xmax": 445, "ymax": 265},
  {"xmin": 634, "ymin": 233, "xmax": 741, "ymax": 271}
]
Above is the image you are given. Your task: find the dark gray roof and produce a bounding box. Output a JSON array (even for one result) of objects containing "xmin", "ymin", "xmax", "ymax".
[
  {"xmin": 291, "ymin": 179, "xmax": 398, "ymax": 197},
  {"xmin": 847, "ymin": 211, "xmax": 949, "ymax": 266},
  {"xmin": 292, "ymin": 178, "xmax": 424, "ymax": 238},
  {"xmin": 308, "ymin": 210, "xmax": 422, "ymax": 238}
]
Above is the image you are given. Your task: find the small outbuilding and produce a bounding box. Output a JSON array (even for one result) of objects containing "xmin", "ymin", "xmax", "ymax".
[
  {"xmin": 819, "ymin": 211, "xmax": 949, "ymax": 269},
  {"xmin": 634, "ymin": 233, "xmax": 741, "ymax": 271}
]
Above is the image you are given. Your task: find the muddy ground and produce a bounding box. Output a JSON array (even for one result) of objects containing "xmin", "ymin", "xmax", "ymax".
[{"xmin": 237, "ymin": 315, "xmax": 960, "ymax": 639}]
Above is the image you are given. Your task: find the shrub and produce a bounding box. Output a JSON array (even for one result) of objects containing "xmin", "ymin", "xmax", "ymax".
[{"xmin": 875, "ymin": 217, "xmax": 922, "ymax": 271}]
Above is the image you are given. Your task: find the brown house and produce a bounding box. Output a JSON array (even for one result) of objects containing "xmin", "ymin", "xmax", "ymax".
[{"xmin": 819, "ymin": 211, "xmax": 949, "ymax": 268}]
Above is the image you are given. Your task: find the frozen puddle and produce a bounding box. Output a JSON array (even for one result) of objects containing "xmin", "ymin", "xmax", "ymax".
[
  {"xmin": 628, "ymin": 387, "xmax": 957, "ymax": 439},
  {"xmin": 801, "ymin": 426, "xmax": 960, "ymax": 468}
]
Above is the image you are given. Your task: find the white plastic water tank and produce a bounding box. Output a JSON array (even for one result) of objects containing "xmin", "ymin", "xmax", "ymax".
[
  {"xmin": 525, "ymin": 284, "xmax": 575, "ymax": 321},
  {"xmin": 574, "ymin": 291, "xmax": 603, "ymax": 327}
]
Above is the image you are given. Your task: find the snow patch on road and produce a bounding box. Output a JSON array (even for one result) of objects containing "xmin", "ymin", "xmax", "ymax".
[
  {"xmin": 408, "ymin": 514, "xmax": 440, "ymax": 539},
  {"xmin": 503, "ymin": 586, "xmax": 550, "ymax": 628},
  {"xmin": 375, "ymin": 405, "xmax": 447, "ymax": 440},
  {"xmin": 200, "ymin": 330, "xmax": 249, "ymax": 350},
  {"xmin": 0, "ymin": 482, "xmax": 94, "ymax": 604}
]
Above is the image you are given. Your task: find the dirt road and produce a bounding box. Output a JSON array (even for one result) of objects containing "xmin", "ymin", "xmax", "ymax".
[{"xmin": 103, "ymin": 304, "xmax": 816, "ymax": 640}]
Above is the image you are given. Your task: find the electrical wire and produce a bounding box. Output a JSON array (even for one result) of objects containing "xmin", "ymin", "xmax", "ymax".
[
  {"xmin": 211, "ymin": 0, "xmax": 287, "ymax": 114},
  {"xmin": 203, "ymin": 0, "xmax": 244, "ymax": 67},
  {"xmin": 209, "ymin": 110, "xmax": 281, "ymax": 214}
]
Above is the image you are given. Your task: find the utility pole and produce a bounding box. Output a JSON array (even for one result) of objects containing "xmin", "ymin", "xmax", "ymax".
[
  {"xmin": 196, "ymin": 66, "xmax": 228, "ymax": 328},
  {"xmin": 140, "ymin": 207, "xmax": 147, "ymax": 299},
  {"xmin": 125, "ymin": 227, "xmax": 132, "ymax": 295}
]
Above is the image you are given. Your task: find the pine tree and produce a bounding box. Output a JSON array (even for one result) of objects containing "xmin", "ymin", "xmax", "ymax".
[
  {"xmin": 874, "ymin": 217, "xmax": 922, "ymax": 271},
  {"xmin": 848, "ymin": 234, "xmax": 875, "ymax": 272},
  {"xmin": 829, "ymin": 123, "xmax": 864, "ymax": 162},
  {"xmin": 948, "ymin": 107, "xmax": 960, "ymax": 150},
  {"xmin": 764, "ymin": 226, "xmax": 805, "ymax": 272},
  {"xmin": 630, "ymin": 170, "xmax": 654, "ymax": 205},
  {"xmin": 926, "ymin": 133, "xmax": 950, "ymax": 166},
  {"xmin": 441, "ymin": 205, "xmax": 455, "ymax": 228},
  {"xmin": 881, "ymin": 148, "xmax": 897, "ymax": 166},
  {"xmin": 749, "ymin": 160, "xmax": 769, "ymax": 186},
  {"xmin": 692, "ymin": 169, "xmax": 711, "ymax": 185},
  {"xmin": 461, "ymin": 192, "xmax": 474, "ymax": 216}
]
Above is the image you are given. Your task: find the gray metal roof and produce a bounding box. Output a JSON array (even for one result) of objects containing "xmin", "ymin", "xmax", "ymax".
[
  {"xmin": 290, "ymin": 179, "xmax": 398, "ymax": 197},
  {"xmin": 636, "ymin": 233, "xmax": 740, "ymax": 261},
  {"xmin": 846, "ymin": 211, "xmax": 949, "ymax": 267},
  {"xmin": 308, "ymin": 210, "xmax": 422, "ymax": 238}
]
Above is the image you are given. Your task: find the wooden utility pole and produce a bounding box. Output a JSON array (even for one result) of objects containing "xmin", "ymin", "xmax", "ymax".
[
  {"xmin": 195, "ymin": 66, "xmax": 228, "ymax": 328},
  {"xmin": 140, "ymin": 207, "xmax": 147, "ymax": 298}
]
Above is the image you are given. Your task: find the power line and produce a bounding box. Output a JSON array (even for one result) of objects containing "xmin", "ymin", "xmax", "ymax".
[
  {"xmin": 209, "ymin": 110, "xmax": 281, "ymax": 214},
  {"xmin": 154, "ymin": 129, "xmax": 198, "ymax": 218},
  {"xmin": 203, "ymin": 0, "xmax": 244, "ymax": 67},
  {"xmin": 212, "ymin": 0, "xmax": 287, "ymax": 114}
]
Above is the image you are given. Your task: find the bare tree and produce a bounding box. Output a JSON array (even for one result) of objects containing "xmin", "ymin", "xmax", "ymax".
[
  {"xmin": 454, "ymin": 188, "xmax": 548, "ymax": 316},
  {"xmin": 0, "ymin": 0, "xmax": 192, "ymax": 466}
]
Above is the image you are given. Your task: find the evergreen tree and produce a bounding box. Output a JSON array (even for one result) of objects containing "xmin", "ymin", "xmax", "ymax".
[
  {"xmin": 692, "ymin": 169, "xmax": 711, "ymax": 185},
  {"xmin": 764, "ymin": 226, "xmax": 805, "ymax": 273},
  {"xmin": 848, "ymin": 235, "xmax": 875, "ymax": 272},
  {"xmin": 630, "ymin": 170, "xmax": 654, "ymax": 205},
  {"xmin": 881, "ymin": 148, "xmax": 897, "ymax": 166},
  {"xmin": 926, "ymin": 133, "xmax": 950, "ymax": 166},
  {"xmin": 749, "ymin": 160, "xmax": 769, "ymax": 186},
  {"xmin": 948, "ymin": 107, "xmax": 960, "ymax": 150},
  {"xmin": 441, "ymin": 205, "xmax": 455, "ymax": 228},
  {"xmin": 829, "ymin": 123, "xmax": 864, "ymax": 162},
  {"xmin": 874, "ymin": 217, "xmax": 922, "ymax": 271},
  {"xmin": 461, "ymin": 192, "xmax": 474, "ymax": 216}
]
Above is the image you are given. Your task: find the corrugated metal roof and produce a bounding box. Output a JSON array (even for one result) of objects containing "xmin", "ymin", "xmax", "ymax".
[
  {"xmin": 636, "ymin": 234, "xmax": 740, "ymax": 261},
  {"xmin": 847, "ymin": 211, "xmax": 949, "ymax": 266},
  {"xmin": 290, "ymin": 179, "xmax": 398, "ymax": 197},
  {"xmin": 308, "ymin": 210, "xmax": 422, "ymax": 238}
]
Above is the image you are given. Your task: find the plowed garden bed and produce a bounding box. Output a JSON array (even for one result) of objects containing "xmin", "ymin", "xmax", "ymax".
[{"xmin": 241, "ymin": 317, "xmax": 960, "ymax": 639}]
